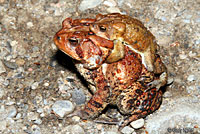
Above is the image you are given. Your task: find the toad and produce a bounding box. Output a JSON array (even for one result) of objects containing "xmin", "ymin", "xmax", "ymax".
[
  {"xmin": 54, "ymin": 18, "xmax": 163, "ymax": 127},
  {"xmin": 89, "ymin": 13, "xmax": 168, "ymax": 91}
]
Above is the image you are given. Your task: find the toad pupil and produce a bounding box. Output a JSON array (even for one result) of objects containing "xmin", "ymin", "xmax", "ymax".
[{"xmin": 99, "ymin": 26, "xmax": 106, "ymax": 32}]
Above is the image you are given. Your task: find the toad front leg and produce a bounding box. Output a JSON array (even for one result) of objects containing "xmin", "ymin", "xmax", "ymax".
[
  {"xmin": 145, "ymin": 54, "xmax": 168, "ymax": 91},
  {"xmin": 138, "ymin": 54, "xmax": 168, "ymax": 92},
  {"xmin": 80, "ymin": 69, "xmax": 111, "ymax": 119}
]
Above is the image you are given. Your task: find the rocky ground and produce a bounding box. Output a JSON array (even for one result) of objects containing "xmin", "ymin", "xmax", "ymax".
[{"xmin": 0, "ymin": 0, "xmax": 199, "ymax": 134}]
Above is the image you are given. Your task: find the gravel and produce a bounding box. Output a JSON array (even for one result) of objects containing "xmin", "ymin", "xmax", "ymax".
[
  {"xmin": 52, "ymin": 100, "xmax": 75, "ymax": 118},
  {"xmin": 0, "ymin": 0, "xmax": 199, "ymax": 133},
  {"xmin": 71, "ymin": 88, "xmax": 86, "ymax": 105},
  {"xmin": 79, "ymin": 0, "xmax": 103, "ymax": 11},
  {"xmin": 0, "ymin": 60, "xmax": 6, "ymax": 74},
  {"xmin": 130, "ymin": 118, "xmax": 144, "ymax": 129},
  {"xmin": 121, "ymin": 126, "xmax": 135, "ymax": 134}
]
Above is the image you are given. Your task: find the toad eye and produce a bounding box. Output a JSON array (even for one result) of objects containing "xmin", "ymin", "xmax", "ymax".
[
  {"xmin": 69, "ymin": 38, "xmax": 79, "ymax": 46},
  {"xmin": 99, "ymin": 26, "xmax": 106, "ymax": 32},
  {"xmin": 57, "ymin": 36, "xmax": 61, "ymax": 40}
]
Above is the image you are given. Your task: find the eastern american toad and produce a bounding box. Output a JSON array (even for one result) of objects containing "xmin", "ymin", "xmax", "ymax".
[
  {"xmin": 90, "ymin": 13, "xmax": 168, "ymax": 91},
  {"xmin": 54, "ymin": 16, "xmax": 164, "ymax": 127}
]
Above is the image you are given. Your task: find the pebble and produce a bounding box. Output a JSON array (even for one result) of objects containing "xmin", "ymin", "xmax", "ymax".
[
  {"xmin": 107, "ymin": 7, "xmax": 121, "ymax": 13},
  {"xmin": 71, "ymin": 88, "xmax": 86, "ymax": 105},
  {"xmin": 187, "ymin": 75, "xmax": 196, "ymax": 82},
  {"xmin": 37, "ymin": 108, "xmax": 44, "ymax": 113},
  {"xmin": 72, "ymin": 125, "xmax": 85, "ymax": 134},
  {"xmin": 27, "ymin": 112, "xmax": 39, "ymax": 121},
  {"xmin": 0, "ymin": 88, "xmax": 5, "ymax": 98},
  {"xmin": 52, "ymin": 100, "xmax": 74, "ymax": 118},
  {"xmin": 179, "ymin": 54, "xmax": 187, "ymax": 59},
  {"xmin": 167, "ymin": 77, "xmax": 174, "ymax": 85},
  {"xmin": 0, "ymin": 120, "xmax": 7, "ymax": 131},
  {"xmin": 3, "ymin": 60, "xmax": 18, "ymax": 69},
  {"xmin": 7, "ymin": 105, "xmax": 17, "ymax": 118},
  {"xmin": 103, "ymin": 0, "xmax": 117, "ymax": 7},
  {"xmin": 0, "ymin": 60, "xmax": 6, "ymax": 74},
  {"xmin": 15, "ymin": 58, "xmax": 25, "ymax": 66},
  {"xmin": 31, "ymin": 125, "xmax": 41, "ymax": 134},
  {"xmin": 79, "ymin": 0, "xmax": 103, "ymax": 11},
  {"xmin": 72, "ymin": 116, "xmax": 80, "ymax": 122},
  {"xmin": 15, "ymin": 113, "xmax": 22, "ymax": 119},
  {"xmin": 66, "ymin": 125, "xmax": 85, "ymax": 134},
  {"xmin": 34, "ymin": 118, "xmax": 42, "ymax": 125},
  {"xmin": 130, "ymin": 118, "xmax": 145, "ymax": 129},
  {"xmin": 163, "ymin": 91, "xmax": 173, "ymax": 98},
  {"xmin": 27, "ymin": 21, "xmax": 34, "ymax": 28},
  {"xmin": 121, "ymin": 126, "xmax": 135, "ymax": 134},
  {"xmin": 44, "ymin": 82, "xmax": 49, "ymax": 87},
  {"xmin": 0, "ymin": 105, "xmax": 6, "ymax": 120},
  {"xmin": 106, "ymin": 131, "xmax": 119, "ymax": 134},
  {"xmin": 117, "ymin": 0, "xmax": 124, "ymax": 7},
  {"xmin": 31, "ymin": 82, "xmax": 39, "ymax": 90}
]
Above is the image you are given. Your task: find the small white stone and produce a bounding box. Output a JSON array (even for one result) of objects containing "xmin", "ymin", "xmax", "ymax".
[
  {"xmin": 187, "ymin": 75, "xmax": 196, "ymax": 82},
  {"xmin": 31, "ymin": 125, "xmax": 41, "ymax": 134},
  {"xmin": 37, "ymin": 108, "xmax": 44, "ymax": 113},
  {"xmin": 130, "ymin": 118, "xmax": 145, "ymax": 129},
  {"xmin": 179, "ymin": 54, "xmax": 187, "ymax": 59},
  {"xmin": 6, "ymin": 105, "xmax": 17, "ymax": 118},
  {"xmin": 51, "ymin": 43, "xmax": 58, "ymax": 50},
  {"xmin": 27, "ymin": 112, "xmax": 39, "ymax": 121},
  {"xmin": 79, "ymin": 0, "xmax": 103, "ymax": 11},
  {"xmin": 121, "ymin": 126, "xmax": 134, "ymax": 134},
  {"xmin": 103, "ymin": 0, "xmax": 117, "ymax": 7},
  {"xmin": 106, "ymin": 131, "xmax": 119, "ymax": 134},
  {"xmin": 60, "ymin": 70, "xmax": 65, "ymax": 74},
  {"xmin": 72, "ymin": 116, "xmax": 80, "ymax": 122},
  {"xmin": 27, "ymin": 22, "xmax": 34, "ymax": 28},
  {"xmin": 66, "ymin": 125, "xmax": 85, "ymax": 134},
  {"xmin": 188, "ymin": 51, "xmax": 196, "ymax": 57},
  {"xmin": 0, "ymin": 60, "xmax": 6, "ymax": 74},
  {"xmin": 0, "ymin": 120, "xmax": 7, "ymax": 131},
  {"xmin": 107, "ymin": 7, "xmax": 121, "ymax": 13},
  {"xmin": 31, "ymin": 82, "xmax": 39, "ymax": 90},
  {"xmin": 40, "ymin": 113, "xmax": 45, "ymax": 117},
  {"xmin": 34, "ymin": 118, "xmax": 42, "ymax": 125},
  {"xmin": 73, "ymin": 125, "xmax": 85, "ymax": 134},
  {"xmin": 52, "ymin": 100, "xmax": 74, "ymax": 118},
  {"xmin": 44, "ymin": 82, "xmax": 49, "ymax": 87},
  {"xmin": 10, "ymin": 40, "xmax": 18, "ymax": 46},
  {"xmin": 0, "ymin": 88, "xmax": 5, "ymax": 98},
  {"xmin": 16, "ymin": 113, "xmax": 21, "ymax": 119},
  {"xmin": 167, "ymin": 77, "xmax": 174, "ymax": 85}
]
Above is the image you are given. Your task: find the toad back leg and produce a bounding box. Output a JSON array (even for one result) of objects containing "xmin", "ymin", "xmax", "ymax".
[{"xmin": 116, "ymin": 82, "xmax": 162, "ymax": 127}]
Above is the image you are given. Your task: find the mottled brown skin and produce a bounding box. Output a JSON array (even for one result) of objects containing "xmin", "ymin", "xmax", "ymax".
[
  {"xmin": 54, "ymin": 18, "xmax": 114, "ymax": 69},
  {"xmin": 90, "ymin": 13, "xmax": 168, "ymax": 91},
  {"xmin": 54, "ymin": 17, "xmax": 163, "ymax": 128}
]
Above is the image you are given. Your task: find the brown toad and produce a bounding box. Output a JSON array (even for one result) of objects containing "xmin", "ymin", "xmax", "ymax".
[
  {"xmin": 54, "ymin": 18, "xmax": 163, "ymax": 127},
  {"xmin": 90, "ymin": 13, "xmax": 168, "ymax": 91}
]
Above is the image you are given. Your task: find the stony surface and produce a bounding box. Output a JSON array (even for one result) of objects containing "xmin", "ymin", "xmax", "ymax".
[
  {"xmin": 0, "ymin": 0, "xmax": 199, "ymax": 134},
  {"xmin": 130, "ymin": 118, "xmax": 144, "ymax": 129},
  {"xmin": 121, "ymin": 126, "xmax": 135, "ymax": 134},
  {"xmin": 52, "ymin": 100, "xmax": 75, "ymax": 118}
]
